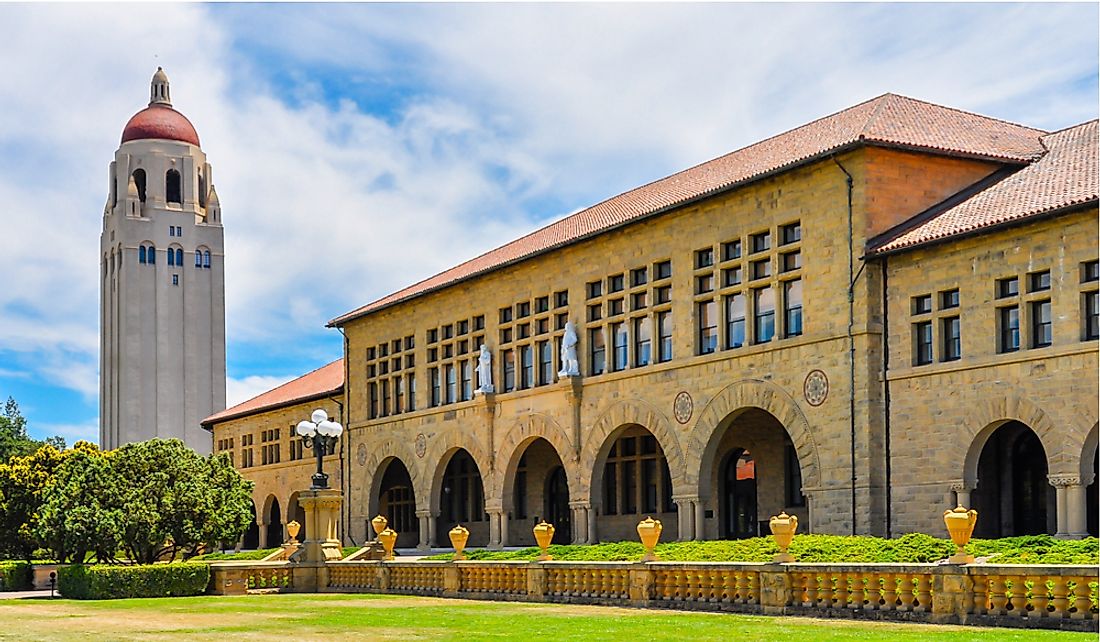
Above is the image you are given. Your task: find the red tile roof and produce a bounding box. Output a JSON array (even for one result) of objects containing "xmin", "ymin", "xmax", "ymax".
[
  {"xmin": 329, "ymin": 94, "xmax": 1047, "ymax": 327},
  {"xmin": 201, "ymin": 359, "xmax": 344, "ymax": 427},
  {"xmin": 872, "ymin": 120, "xmax": 1098, "ymax": 254}
]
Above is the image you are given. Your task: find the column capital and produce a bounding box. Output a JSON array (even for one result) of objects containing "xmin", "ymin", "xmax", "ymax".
[
  {"xmin": 415, "ymin": 509, "xmax": 438, "ymax": 518},
  {"xmin": 671, "ymin": 494, "xmax": 701, "ymax": 503},
  {"xmin": 568, "ymin": 500, "xmax": 592, "ymax": 509},
  {"xmin": 948, "ymin": 479, "xmax": 973, "ymax": 492},
  {"xmin": 1047, "ymin": 474, "xmax": 1082, "ymax": 488}
]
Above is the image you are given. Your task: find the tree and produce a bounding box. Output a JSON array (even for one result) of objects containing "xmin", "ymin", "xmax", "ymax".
[
  {"xmin": 112, "ymin": 439, "xmax": 254, "ymax": 563},
  {"xmin": 35, "ymin": 444, "xmax": 122, "ymax": 563},
  {"xmin": 0, "ymin": 442, "xmax": 68, "ymax": 559},
  {"xmin": 0, "ymin": 397, "xmax": 67, "ymax": 464}
]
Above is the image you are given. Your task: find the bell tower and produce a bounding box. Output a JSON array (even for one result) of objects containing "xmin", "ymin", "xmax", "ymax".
[{"xmin": 99, "ymin": 68, "xmax": 226, "ymax": 453}]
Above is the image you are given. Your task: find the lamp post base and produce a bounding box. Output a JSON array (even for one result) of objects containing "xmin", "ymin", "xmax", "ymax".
[{"xmin": 297, "ymin": 489, "xmax": 344, "ymax": 564}]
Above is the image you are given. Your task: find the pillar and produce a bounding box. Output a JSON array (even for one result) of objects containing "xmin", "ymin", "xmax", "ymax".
[
  {"xmin": 1050, "ymin": 474, "xmax": 1088, "ymax": 538},
  {"xmin": 587, "ymin": 506, "xmax": 598, "ymax": 544},
  {"xmin": 950, "ymin": 481, "xmax": 973, "ymax": 510},
  {"xmin": 297, "ymin": 488, "xmax": 343, "ymax": 562},
  {"xmin": 499, "ymin": 510, "xmax": 510, "ymax": 547},
  {"xmin": 569, "ymin": 501, "xmax": 590, "ymax": 544},
  {"xmin": 258, "ymin": 521, "xmax": 269, "ymax": 548},
  {"xmin": 673, "ymin": 496, "xmax": 698, "ymax": 541},
  {"xmin": 416, "ymin": 509, "xmax": 436, "ymax": 551},
  {"xmin": 694, "ymin": 500, "xmax": 706, "ymax": 541},
  {"xmin": 487, "ymin": 508, "xmax": 504, "ymax": 550}
]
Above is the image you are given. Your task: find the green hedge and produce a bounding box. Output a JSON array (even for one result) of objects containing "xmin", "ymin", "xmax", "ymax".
[
  {"xmin": 195, "ymin": 546, "xmax": 361, "ymax": 561},
  {"xmin": 58, "ymin": 563, "xmax": 210, "ymax": 599},
  {"xmin": 0, "ymin": 562, "xmax": 32, "ymax": 591},
  {"xmin": 423, "ymin": 534, "xmax": 1100, "ymax": 565}
]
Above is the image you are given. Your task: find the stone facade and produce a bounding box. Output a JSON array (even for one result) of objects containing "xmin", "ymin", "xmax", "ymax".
[{"xmin": 209, "ymin": 102, "xmax": 1098, "ymax": 549}]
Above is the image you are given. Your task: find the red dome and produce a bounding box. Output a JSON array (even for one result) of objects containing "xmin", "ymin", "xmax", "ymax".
[{"xmin": 121, "ymin": 104, "xmax": 200, "ymax": 146}]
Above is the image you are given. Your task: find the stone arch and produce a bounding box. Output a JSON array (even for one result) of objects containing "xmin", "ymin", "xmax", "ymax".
[
  {"xmin": 418, "ymin": 427, "xmax": 491, "ymax": 515},
  {"xmin": 493, "ymin": 413, "xmax": 578, "ymax": 507},
  {"xmin": 260, "ymin": 493, "xmax": 280, "ymax": 525},
  {"xmin": 1080, "ymin": 422, "xmax": 1098, "ymax": 486},
  {"xmin": 961, "ymin": 394, "xmax": 1066, "ymax": 484},
  {"xmin": 360, "ymin": 436, "xmax": 423, "ymax": 519},
  {"xmin": 579, "ymin": 398, "xmax": 687, "ymax": 503},
  {"xmin": 685, "ymin": 379, "xmax": 821, "ymax": 494}
]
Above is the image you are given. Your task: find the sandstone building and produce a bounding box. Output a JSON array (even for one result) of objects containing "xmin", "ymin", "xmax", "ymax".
[
  {"xmin": 101, "ymin": 68, "xmax": 226, "ymax": 452},
  {"xmin": 205, "ymin": 95, "xmax": 1098, "ymax": 549}
]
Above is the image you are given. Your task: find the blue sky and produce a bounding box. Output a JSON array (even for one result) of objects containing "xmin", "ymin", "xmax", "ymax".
[{"xmin": 0, "ymin": 3, "xmax": 1096, "ymax": 445}]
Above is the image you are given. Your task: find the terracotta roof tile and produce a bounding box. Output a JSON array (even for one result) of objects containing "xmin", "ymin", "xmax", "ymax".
[
  {"xmin": 330, "ymin": 94, "xmax": 1047, "ymax": 326},
  {"xmin": 201, "ymin": 359, "xmax": 344, "ymax": 426},
  {"xmin": 872, "ymin": 120, "xmax": 1098, "ymax": 254}
]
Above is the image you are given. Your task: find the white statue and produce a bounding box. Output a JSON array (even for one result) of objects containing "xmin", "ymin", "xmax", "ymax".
[
  {"xmin": 476, "ymin": 344, "xmax": 495, "ymax": 393},
  {"xmin": 558, "ymin": 321, "xmax": 580, "ymax": 377}
]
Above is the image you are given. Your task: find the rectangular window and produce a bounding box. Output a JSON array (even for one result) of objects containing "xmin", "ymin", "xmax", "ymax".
[
  {"xmin": 604, "ymin": 462, "xmax": 617, "ymax": 515},
  {"xmin": 942, "ymin": 316, "xmax": 961, "ymax": 361},
  {"xmin": 784, "ymin": 279, "xmax": 803, "ymax": 337},
  {"xmin": 998, "ymin": 306, "xmax": 1020, "ymax": 353},
  {"xmin": 655, "ymin": 285, "xmax": 672, "ymax": 304},
  {"xmin": 1085, "ymin": 291, "xmax": 1099, "ymax": 341},
  {"xmin": 589, "ymin": 328, "xmax": 606, "ymax": 375},
  {"xmin": 517, "ymin": 301, "xmax": 531, "ymax": 318},
  {"xmin": 394, "ymin": 376, "xmax": 404, "ymax": 414},
  {"xmin": 723, "ymin": 266, "xmax": 742, "ymax": 287},
  {"xmin": 517, "ymin": 323, "xmax": 530, "ymax": 340},
  {"xmin": 914, "ymin": 321, "xmax": 933, "ymax": 365},
  {"xmin": 612, "ymin": 322, "xmax": 628, "ymax": 371},
  {"xmin": 381, "ymin": 379, "xmax": 391, "ymax": 416},
  {"xmin": 695, "ymin": 248, "xmax": 714, "ymax": 269},
  {"xmin": 997, "ymin": 277, "xmax": 1019, "ymax": 298},
  {"xmin": 631, "ymin": 291, "xmax": 648, "ymax": 310},
  {"xmin": 634, "ymin": 317, "xmax": 651, "ymax": 367},
  {"xmin": 429, "ymin": 368, "xmax": 440, "ymax": 407},
  {"xmin": 172, "ymin": 274, "xmax": 178, "ymax": 286},
  {"xmin": 1084, "ymin": 260, "xmax": 1100, "ymax": 283},
  {"xmin": 696, "ymin": 274, "xmax": 714, "ymax": 294},
  {"xmin": 536, "ymin": 318, "xmax": 548, "ymax": 335},
  {"xmin": 781, "ymin": 251, "xmax": 801, "ymax": 272},
  {"xmin": 457, "ymin": 320, "xmax": 469, "ymax": 335},
  {"xmin": 502, "ymin": 349, "xmax": 516, "ymax": 392},
  {"xmin": 642, "ymin": 458, "xmax": 658, "ymax": 514},
  {"xmin": 519, "ymin": 345, "xmax": 534, "ymax": 389},
  {"xmin": 725, "ymin": 293, "xmax": 746, "ymax": 349},
  {"xmin": 940, "ymin": 289, "xmax": 960, "ymax": 309},
  {"xmin": 753, "ymin": 287, "xmax": 775, "ymax": 344},
  {"xmin": 555, "ymin": 290, "xmax": 569, "ymax": 307},
  {"xmin": 535, "ymin": 296, "xmax": 549, "ymax": 313},
  {"xmin": 587, "ymin": 280, "xmax": 603, "ymax": 299},
  {"xmin": 697, "ymin": 300, "xmax": 717, "ymax": 354},
  {"xmin": 427, "ymin": 328, "xmax": 438, "ymax": 344},
  {"xmin": 912, "ymin": 294, "xmax": 932, "ymax": 315},
  {"xmin": 654, "ymin": 260, "xmax": 672, "ymax": 280},
  {"xmin": 1029, "ymin": 270, "xmax": 1051, "ymax": 292},
  {"xmin": 1031, "ymin": 300, "xmax": 1052, "ymax": 347},
  {"xmin": 656, "ymin": 311, "xmax": 672, "ymax": 363},
  {"xmin": 369, "ymin": 382, "xmax": 378, "ymax": 419},
  {"xmin": 751, "ymin": 259, "xmax": 771, "ymax": 280},
  {"xmin": 781, "ymin": 222, "xmax": 801, "ymax": 245},
  {"xmin": 538, "ymin": 340, "xmax": 553, "ymax": 385},
  {"xmin": 622, "ymin": 459, "xmax": 637, "ymax": 514},
  {"xmin": 751, "ymin": 231, "xmax": 771, "ymax": 253},
  {"xmin": 609, "ymin": 274, "xmax": 624, "ymax": 293},
  {"xmin": 474, "ymin": 315, "xmax": 485, "ymax": 331},
  {"xmin": 500, "ymin": 307, "xmax": 513, "ymax": 323},
  {"xmin": 500, "ymin": 328, "xmax": 512, "ymax": 344},
  {"xmin": 608, "ymin": 298, "xmax": 624, "ymax": 316},
  {"xmin": 406, "ymin": 374, "xmax": 416, "ymax": 411},
  {"xmin": 631, "ymin": 267, "xmax": 648, "ymax": 287},
  {"xmin": 722, "ymin": 240, "xmax": 742, "ymax": 261},
  {"xmin": 588, "ymin": 303, "xmax": 602, "ymax": 322},
  {"xmin": 460, "ymin": 360, "xmax": 472, "ymax": 401}
]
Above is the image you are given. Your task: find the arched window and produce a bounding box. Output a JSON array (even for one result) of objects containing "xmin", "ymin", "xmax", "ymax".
[
  {"xmin": 175, "ymin": 248, "xmax": 183, "ymax": 266},
  {"xmin": 166, "ymin": 169, "xmax": 182, "ymax": 204},
  {"xmin": 148, "ymin": 245, "xmax": 155, "ymax": 265},
  {"xmin": 139, "ymin": 246, "xmax": 146, "ymax": 264},
  {"xmin": 167, "ymin": 248, "xmax": 175, "ymax": 266},
  {"xmin": 195, "ymin": 250, "xmax": 202, "ymax": 267},
  {"xmin": 198, "ymin": 171, "xmax": 206, "ymax": 208},
  {"xmin": 203, "ymin": 250, "xmax": 211, "ymax": 269},
  {"xmin": 132, "ymin": 169, "xmax": 146, "ymax": 203}
]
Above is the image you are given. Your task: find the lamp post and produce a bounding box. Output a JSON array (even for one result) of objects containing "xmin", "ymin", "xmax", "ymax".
[{"xmin": 296, "ymin": 408, "xmax": 343, "ymax": 490}]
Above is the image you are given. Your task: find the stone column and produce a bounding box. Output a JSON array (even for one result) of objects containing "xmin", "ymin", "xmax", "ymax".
[
  {"xmin": 588, "ymin": 506, "xmax": 598, "ymax": 544},
  {"xmin": 499, "ymin": 510, "xmax": 510, "ymax": 547},
  {"xmin": 950, "ymin": 481, "xmax": 973, "ymax": 510},
  {"xmin": 297, "ymin": 488, "xmax": 343, "ymax": 562},
  {"xmin": 694, "ymin": 501, "xmax": 706, "ymax": 541},
  {"xmin": 258, "ymin": 521, "xmax": 269, "ymax": 548},
  {"xmin": 673, "ymin": 497, "xmax": 697, "ymax": 541},
  {"xmin": 487, "ymin": 508, "xmax": 504, "ymax": 549},
  {"xmin": 416, "ymin": 509, "xmax": 434, "ymax": 551},
  {"xmin": 569, "ymin": 500, "xmax": 590, "ymax": 544},
  {"xmin": 1049, "ymin": 474, "xmax": 1088, "ymax": 538}
]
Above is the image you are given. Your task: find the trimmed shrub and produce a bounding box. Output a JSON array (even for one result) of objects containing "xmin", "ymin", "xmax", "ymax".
[
  {"xmin": 0, "ymin": 561, "xmax": 32, "ymax": 591},
  {"xmin": 58, "ymin": 563, "xmax": 210, "ymax": 599}
]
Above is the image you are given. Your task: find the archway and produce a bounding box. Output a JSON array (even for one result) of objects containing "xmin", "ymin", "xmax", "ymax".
[
  {"xmin": 973, "ymin": 421, "xmax": 1054, "ymax": 538},
  {"xmin": 721, "ymin": 448, "xmax": 757, "ymax": 539},
  {"xmin": 242, "ymin": 501, "xmax": 260, "ymax": 550},
  {"xmin": 591, "ymin": 424, "xmax": 678, "ymax": 542},
  {"xmin": 1084, "ymin": 424, "xmax": 1098, "ymax": 537},
  {"xmin": 289, "ymin": 492, "xmax": 307, "ymax": 542},
  {"xmin": 264, "ymin": 496, "xmax": 282, "ymax": 547},
  {"xmin": 503, "ymin": 437, "xmax": 571, "ymax": 546},
  {"xmin": 377, "ymin": 457, "xmax": 418, "ymax": 548},
  {"xmin": 436, "ymin": 449, "xmax": 488, "ymax": 547}
]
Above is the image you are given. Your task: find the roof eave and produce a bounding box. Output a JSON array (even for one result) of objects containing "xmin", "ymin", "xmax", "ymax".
[{"xmin": 200, "ymin": 385, "xmax": 344, "ymax": 429}]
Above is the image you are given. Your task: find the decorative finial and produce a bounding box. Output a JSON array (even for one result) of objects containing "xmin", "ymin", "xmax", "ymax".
[{"xmin": 150, "ymin": 67, "xmax": 171, "ymax": 107}]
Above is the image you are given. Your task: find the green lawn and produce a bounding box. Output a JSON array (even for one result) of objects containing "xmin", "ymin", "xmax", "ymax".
[{"xmin": 0, "ymin": 593, "xmax": 1092, "ymax": 641}]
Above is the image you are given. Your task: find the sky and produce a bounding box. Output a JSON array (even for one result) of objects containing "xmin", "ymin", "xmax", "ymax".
[{"xmin": 0, "ymin": 3, "xmax": 1096, "ymax": 445}]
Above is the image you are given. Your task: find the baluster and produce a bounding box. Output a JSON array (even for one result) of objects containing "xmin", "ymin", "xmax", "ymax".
[
  {"xmin": 862, "ymin": 572, "xmax": 878, "ymax": 611},
  {"xmin": 1007, "ymin": 575, "xmax": 1028, "ymax": 617},
  {"xmin": 748, "ymin": 571, "xmax": 760, "ymax": 605},
  {"xmin": 1028, "ymin": 575, "xmax": 1049, "ymax": 618},
  {"xmin": 720, "ymin": 569, "xmax": 734, "ymax": 604},
  {"xmin": 801, "ymin": 572, "xmax": 815, "ymax": 608},
  {"xmin": 1071, "ymin": 577, "xmax": 1092, "ymax": 620},
  {"xmin": 848, "ymin": 572, "xmax": 863, "ymax": 610},
  {"xmin": 988, "ymin": 576, "xmax": 1008, "ymax": 616},
  {"xmin": 914, "ymin": 574, "xmax": 932, "ymax": 613},
  {"xmin": 896, "ymin": 574, "xmax": 915, "ymax": 612},
  {"xmin": 834, "ymin": 571, "xmax": 849, "ymax": 609}
]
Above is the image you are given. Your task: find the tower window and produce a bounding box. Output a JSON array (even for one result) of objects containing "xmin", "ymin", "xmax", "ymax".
[
  {"xmin": 167, "ymin": 249, "xmax": 175, "ymax": 266},
  {"xmin": 166, "ymin": 169, "xmax": 182, "ymax": 204},
  {"xmin": 139, "ymin": 246, "xmax": 147, "ymax": 264},
  {"xmin": 148, "ymin": 245, "xmax": 155, "ymax": 265},
  {"xmin": 132, "ymin": 169, "xmax": 147, "ymax": 203},
  {"xmin": 202, "ymin": 250, "xmax": 211, "ymax": 268},
  {"xmin": 195, "ymin": 250, "xmax": 202, "ymax": 267},
  {"xmin": 175, "ymin": 248, "xmax": 183, "ymax": 266},
  {"xmin": 172, "ymin": 274, "xmax": 179, "ymax": 286}
]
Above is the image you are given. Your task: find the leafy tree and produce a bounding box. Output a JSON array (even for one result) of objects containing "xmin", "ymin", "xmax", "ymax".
[
  {"xmin": 0, "ymin": 397, "xmax": 67, "ymax": 464},
  {"xmin": 0, "ymin": 443, "xmax": 67, "ymax": 559},
  {"xmin": 35, "ymin": 444, "xmax": 122, "ymax": 563}
]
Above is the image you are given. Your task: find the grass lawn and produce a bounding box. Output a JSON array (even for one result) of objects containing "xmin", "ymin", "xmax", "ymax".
[{"xmin": 0, "ymin": 593, "xmax": 1092, "ymax": 641}]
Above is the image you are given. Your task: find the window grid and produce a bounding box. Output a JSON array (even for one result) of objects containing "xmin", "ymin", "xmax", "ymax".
[
  {"xmin": 497, "ymin": 291, "xmax": 567, "ymax": 393},
  {"xmin": 366, "ymin": 333, "xmax": 415, "ymax": 418},
  {"xmin": 586, "ymin": 260, "xmax": 672, "ymax": 376},
  {"xmin": 425, "ymin": 315, "xmax": 483, "ymax": 406}
]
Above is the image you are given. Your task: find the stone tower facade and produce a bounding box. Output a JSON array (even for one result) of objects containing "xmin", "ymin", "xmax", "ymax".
[{"xmin": 100, "ymin": 68, "xmax": 225, "ymax": 453}]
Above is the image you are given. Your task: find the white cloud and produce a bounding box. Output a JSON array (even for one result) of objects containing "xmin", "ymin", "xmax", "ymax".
[
  {"xmin": 226, "ymin": 374, "xmax": 296, "ymax": 408},
  {"xmin": 34, "ymin": 419, "xmax": 99, "ymax": 446}
]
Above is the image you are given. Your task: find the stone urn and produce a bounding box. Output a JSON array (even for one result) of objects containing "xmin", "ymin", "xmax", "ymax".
[
  {"xmin": 286, "ymin": 520, "xmax": 301, "ymax": 544},
  {"xmin": 637, "ymin": 516, "xmax": 663, "ymax": 562},
  {"xmin": 943, "ymin": 505, "xmax": 977, "ymax": 564},
  {"xmin": 769, "ymin": 512, "xmax": 798, "ymax": 563},
  {"xmin": 371, "ymin": 514, "xmax": 389, "ymax": 540},
  {"xmin": 378, "ymin": 527, "xmax": 398, "ymax": 561},
  {"xmin": 533, "ymin": 521, "xmax": 555, "ymax": 561},
  {"xmin": 449, "ymin": 525, "xmax": 470, "ymax": 561}
]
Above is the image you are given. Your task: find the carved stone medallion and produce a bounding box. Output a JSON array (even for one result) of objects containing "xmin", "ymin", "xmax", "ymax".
[
  {"xmin": 415, "ymin": 433, "xmax": 427, "ymax": 458},
  {"xmin": 673, "ymin": 391, "xmax": 693, "ymax": 424},
  {"xmin": 804, "ymin": 370, "xmax": 829, "ymax": 407},
  {"xmin": 356, "ymin": 443, "xmax": 368, "ymax": 466}
]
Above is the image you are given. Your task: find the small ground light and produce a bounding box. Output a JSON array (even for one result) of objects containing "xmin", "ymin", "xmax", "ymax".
[{"xmin": 49, "ymin": 571, "xmax": 56, "ymax": 598}]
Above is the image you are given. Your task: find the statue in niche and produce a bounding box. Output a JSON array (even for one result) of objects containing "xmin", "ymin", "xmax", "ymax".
[
  {"xmin": 558, "ymin": 321, "xmax": 580, "ymax": 377},
  {"xmin": 476, "ymin": 344, "xmax": 495, "ymax": 393}
]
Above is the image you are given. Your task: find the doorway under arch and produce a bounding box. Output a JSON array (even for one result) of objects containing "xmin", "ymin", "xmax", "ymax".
[
  {"xmin": 973, "ymin": 421, "xmax": 1054, "ymax": 538},
  {"xmin": 721, "ymin": 448, "xmax": 757, "ymax": 539},
  {"xmin": 264, "ymin": 497, "xmax": 282, "ymax": 547},
  {"xmin": 437, "ymin": 449, "xmax": 488, "ymax": 547},
  {"xmin": 377, "ymin": 457, "xmax": 418, "ymax": 548}
]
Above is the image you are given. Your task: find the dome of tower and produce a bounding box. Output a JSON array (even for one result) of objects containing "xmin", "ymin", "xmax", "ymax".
[{"xmin": 120, "ymin": 67, "xmax": 200, "ymax": 146}]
